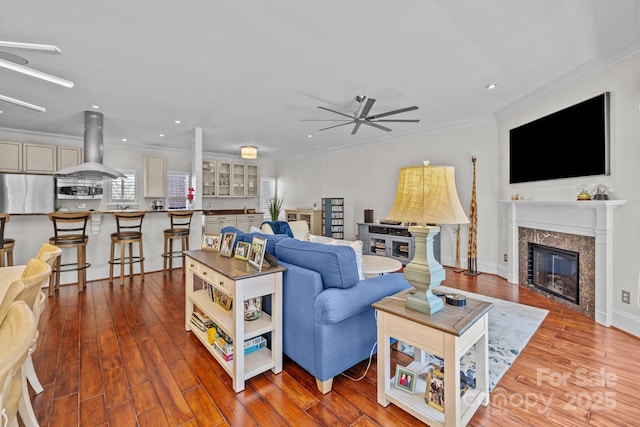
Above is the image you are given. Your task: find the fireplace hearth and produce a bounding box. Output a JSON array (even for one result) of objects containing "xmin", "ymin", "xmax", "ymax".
[{"xmin": 528, "ymin": 243, "xmax": 579, "ymax": 304}]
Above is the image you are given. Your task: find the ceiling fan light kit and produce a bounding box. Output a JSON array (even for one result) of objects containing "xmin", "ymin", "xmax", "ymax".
[{"xmin": 304, "ymin": 95, "xmax": 420, "ymax": 135}]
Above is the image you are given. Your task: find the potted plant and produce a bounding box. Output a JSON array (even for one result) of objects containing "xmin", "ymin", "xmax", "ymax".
[{"xmin": 267, "ymin": 195, "xmax": 284, "ymax": 221}]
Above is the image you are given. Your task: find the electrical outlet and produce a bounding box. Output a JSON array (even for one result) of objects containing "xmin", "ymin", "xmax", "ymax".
[
  {"xmin": 503, "ymin": 254, "xmax": 508, "ymax": 262},
  {"xmin": 622, "ymin": 290, "xmax": 631, "ymax": 304}
]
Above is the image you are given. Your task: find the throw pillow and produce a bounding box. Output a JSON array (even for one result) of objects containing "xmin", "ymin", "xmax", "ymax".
[{"xmin": 308, "ymin": 234, "xmax": 365, "ymax": 281}]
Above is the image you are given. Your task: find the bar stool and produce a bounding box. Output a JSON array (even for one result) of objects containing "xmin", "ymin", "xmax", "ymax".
[
  {"xmin": 162, "ymin": 210, "xmax": 193, "ymax": 274},
  {"xmin": 0, "ymin": 213, "xmax": 15, "ymax": 267},
  {"xmin": 48, "ymin": 211, "xmax": 92, "ymax": 292},
  {"xmin": 109, "ymin": 211, "xmax": 145, "ymax": 285}
]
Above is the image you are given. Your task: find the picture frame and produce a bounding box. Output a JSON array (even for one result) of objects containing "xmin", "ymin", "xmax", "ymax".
[
  {"xmin": 219, "ymin": 232, "xmax": 237, "ymax": 257},
  {"xmin": 394, "ymin": 365, "xmax": 417, "ymax": 393},
  {"xmin": 425, "ymin": 368, "xmax": 445, "ymax": 412},
  {"xmin": 249, "ymin": 236, "xmax": 267, "ymax": 271},
  {"xmin": 201, "ymin": 233, "xmax": 221, "ymax": 251},
  {"xmin": 234, "ymin": 241, "xmax": 251, "ymax": 260}
]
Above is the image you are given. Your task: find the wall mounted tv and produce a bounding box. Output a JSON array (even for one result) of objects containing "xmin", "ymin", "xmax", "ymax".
[{"xmin": 509, "ymin": 92, "xmax": 610, "ymax": 184}]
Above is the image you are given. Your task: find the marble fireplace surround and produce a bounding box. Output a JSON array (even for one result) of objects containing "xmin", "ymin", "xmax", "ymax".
[{"xmin": 501, "ymin": 200, "xmax": 625, "ymax": 326}]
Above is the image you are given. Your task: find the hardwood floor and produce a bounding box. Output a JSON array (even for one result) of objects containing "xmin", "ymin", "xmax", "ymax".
[{"xmin": 28, "ymin": 267, "xmax": 639, "ymax": 426}]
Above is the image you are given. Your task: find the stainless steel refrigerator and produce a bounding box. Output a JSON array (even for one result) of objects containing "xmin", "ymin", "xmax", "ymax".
[{"xmin": 0, "ymin": 174, "xmax": 55, "ymax": 214}]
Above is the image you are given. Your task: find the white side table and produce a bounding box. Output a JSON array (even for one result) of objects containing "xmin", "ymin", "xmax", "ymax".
[{"xmin": 362, "ymin": 254, "xmax": 402, "ymax": 278}]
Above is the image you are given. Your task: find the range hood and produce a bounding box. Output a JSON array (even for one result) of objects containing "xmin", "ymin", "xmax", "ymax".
[{"xmin": 55, "ymin": 111, "xmax": 126, "ymax": 180}]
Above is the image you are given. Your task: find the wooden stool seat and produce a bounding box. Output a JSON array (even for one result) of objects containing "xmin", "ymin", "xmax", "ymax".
[
  {"xmin": 48, "ymin": 211, "xmax": 92, "ymax": 292},
  {"xmin": 0, "ymin": 213, "xmax": 15, "ymax": 267},
  {"xmin": 162, "ymin": 210, "xmax": 193, "ymax": 274},
  {"xmin": 109, "ymin": 211, "xmax": 145, "ymax": 285}
]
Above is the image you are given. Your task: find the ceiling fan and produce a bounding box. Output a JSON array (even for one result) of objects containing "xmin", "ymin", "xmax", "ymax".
[
  {"xmin": 304, "ymin": 96, "xmax": 420, "ymax": 135},
  {"xmin": 0, "ymin": 40, "xmax": 74, "ymax": 112}
]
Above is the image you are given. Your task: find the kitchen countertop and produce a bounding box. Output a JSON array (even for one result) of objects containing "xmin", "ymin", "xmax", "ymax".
[{"xmin": 9, "ymin": 209, "xmax": 263, "ymax": 216}]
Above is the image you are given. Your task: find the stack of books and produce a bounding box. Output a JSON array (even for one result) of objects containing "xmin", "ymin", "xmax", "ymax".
[
  {"xmin": 214, "ymin": 335, "xmax": 267, "ymax": 361},
  {"xmin": 190, "ymin": 307, "xmax": 214, "ymax": 332}
]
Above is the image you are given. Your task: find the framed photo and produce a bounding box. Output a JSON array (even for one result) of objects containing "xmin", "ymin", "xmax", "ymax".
[
  {"xmin": 249, "ymin": 236, "xmax": 267, "ymax": 271},
  {"xmin": 394, "ymin": 365, "xmax": 417, "ymax": 393},
  {"xmin": 425, "ymin": 368, "xmax": 445, "ymax": 412},
  {"xmin": 220, "ymin": 232, "xmax": 236, "ymax": 257},
  {"xmin": 235, "ymin": 241, "xmax": 251, "ymax": 260},
  {"xmin": 201, "ymin": 233, "xmax": 221, "ymax": 251}
]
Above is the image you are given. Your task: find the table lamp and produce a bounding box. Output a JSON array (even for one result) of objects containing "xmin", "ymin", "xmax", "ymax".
[{"xmin": 386, "ymin": 162, "xmax": 469, "ymax": 314}]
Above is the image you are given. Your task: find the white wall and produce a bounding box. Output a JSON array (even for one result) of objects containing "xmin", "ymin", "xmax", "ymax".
[
  {"xmin": 277, "ymin": 50, "xmax": 640, "ymax": 337},
  {"xmin": 497, "ymin": 50, "xmax": 640, "ymax": 336},
  {"xmin": 276, "ymin": 121, "xmax": 499, "ymax": 273}
]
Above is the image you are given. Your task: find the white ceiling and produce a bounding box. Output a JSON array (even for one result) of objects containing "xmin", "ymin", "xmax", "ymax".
[{"xmin": 1, "ymin": 0, "xmax": 639, "ymax": 161}]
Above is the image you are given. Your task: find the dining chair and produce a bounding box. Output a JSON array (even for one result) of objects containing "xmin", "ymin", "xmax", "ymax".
[
  {"xmin": 0, "ymin": 300, "xmax": 38, "ymax": 427},
  {"xmin": 34, "ymin": 243, "xmax": 62, "ymax": 295}
]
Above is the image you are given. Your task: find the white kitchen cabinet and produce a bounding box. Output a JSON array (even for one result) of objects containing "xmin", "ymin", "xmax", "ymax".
[
  {"xmin": 203, "ymin": 215, "xmax": 238, "ymax": 234},
  {"xmin": 217, "ymin": 161, "xmax": 232, "ymax": 197},
  {"xmin": 23, "ymin": 143, "xmax": 56, "ymax": 174},
  {"xmin": 232, "ymin": 163, "xmax": 246, "ymax": 198},
  {"xmin": 236, "ymin": 214, "xmax": 263, "ymax": 232},
  {"xmin": 57, "ymin": 146, "xmax": 83, "ymax": 171},
  {"xmin": 246, "ymin": 164, "xmax": 259, "ymax": 198},
  {"xmin": 203, "ymin": 160, "xmax": 216, "ymax": 197},
  {"xmin": 144, "ymin": 154, "xmax": 166, "ymax": 198},
  {"xmin": 0, "ymin": 141, "xmax": 22, "ymax": 173}
]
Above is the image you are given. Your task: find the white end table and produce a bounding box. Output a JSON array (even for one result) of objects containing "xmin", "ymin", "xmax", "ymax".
[{"xmin": 362, "ymin": 254, "xmax": 402, "ymax": 278}]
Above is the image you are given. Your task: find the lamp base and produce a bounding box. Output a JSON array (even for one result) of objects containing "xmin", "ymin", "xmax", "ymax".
[{"xmin": 406, "ymin": 288, "xmax": 444, "ymax": 315}]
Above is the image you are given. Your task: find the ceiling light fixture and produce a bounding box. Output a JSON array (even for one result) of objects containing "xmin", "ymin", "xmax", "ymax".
[
  {"xmin": 241, "ymin": 145, "xmax": 258, "ymax": 159},
  {"xmin": 485, "ymin": 83, "xmax": 497, "ymax": 90},
  {"xmin": 0, "ymin": 93, "xmax": 45, "ymax": 112},
  {"xmin": 0, "ymin": 57, "xmax": 74, "ymax": 88}
]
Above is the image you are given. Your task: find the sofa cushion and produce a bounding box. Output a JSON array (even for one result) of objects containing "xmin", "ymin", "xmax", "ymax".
[
  {"xmin": 308, "ymin": 235, "xmax": 365, "ymax": 281},
  {"xmin": 275, "ymin": 238, "xmax": 360, "ymax": 289}
]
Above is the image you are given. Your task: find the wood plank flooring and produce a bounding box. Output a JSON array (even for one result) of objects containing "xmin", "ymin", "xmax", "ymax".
[{"xmin": 28, "ymin": 267, "xmax": 639, "ymax": 426}]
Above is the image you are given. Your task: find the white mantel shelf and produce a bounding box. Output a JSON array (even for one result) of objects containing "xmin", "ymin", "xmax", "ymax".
[{"xmin": 499, "ymin": 199, "xmax": 626, "ymax": 326}]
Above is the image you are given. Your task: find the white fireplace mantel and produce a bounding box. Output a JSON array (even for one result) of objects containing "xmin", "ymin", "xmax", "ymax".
[{"xmin": 499, "ymin": 200, "xmax": 626, "ymax": 326}]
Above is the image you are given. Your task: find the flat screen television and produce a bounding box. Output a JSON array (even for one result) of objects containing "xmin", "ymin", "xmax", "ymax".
[{"xmin": 509, "ymin": 92, "xmax": 610, "ymax": 184}]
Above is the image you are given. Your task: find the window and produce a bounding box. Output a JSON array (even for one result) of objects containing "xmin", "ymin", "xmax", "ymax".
[
  {"xmin": 259, "ymin": 177, "xmax": 276, "ymax": 220},
  {"xmin": 167, "ymin": 171, "xmax": 190, "ymax": 209},
  {"xmin": 111, "ymin": 172, "xmax": 136, "ymax": 202}
]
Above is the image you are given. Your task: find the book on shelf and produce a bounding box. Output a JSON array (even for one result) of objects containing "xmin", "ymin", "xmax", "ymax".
[{"xmin": 213, "ymin": 335, "xmax": 267, "ymax": 361}]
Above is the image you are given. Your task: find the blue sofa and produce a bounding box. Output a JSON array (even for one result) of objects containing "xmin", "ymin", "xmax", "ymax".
[{"xmin": 221, "ymin": 226, "xmax": 411, "ymax": 393}]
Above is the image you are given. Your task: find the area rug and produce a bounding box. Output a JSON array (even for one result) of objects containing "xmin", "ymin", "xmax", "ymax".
[{"xmin": 398, "ymin": 286, "xmax": 548, "ymax": 392}]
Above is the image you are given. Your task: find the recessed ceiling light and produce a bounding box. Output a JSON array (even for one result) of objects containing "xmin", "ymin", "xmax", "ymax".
[
  {"xmin": 174, "ymin": 120, "xmax": 181, "ymax": 124},
  {"xmin": 91, "ymin": 105, "xmax": 100, "ymax": 109},
  {"xmin": 122, "ymin": 138, "xmax": 127, "ymax": 142},
  {"xmin": 159, "ymin": 133, "xmax": 164, "ymax": 137},
  {"xmin": 485, "ymin": 83, "xmax": 498, "ymax": 90},
  {"xmin": 308, "ymin": 134, "xmax": 312, "ymax": 138}
]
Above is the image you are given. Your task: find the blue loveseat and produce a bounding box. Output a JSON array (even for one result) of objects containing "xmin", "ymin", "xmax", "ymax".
[{"xmin": 222, "ymin": 226, "xmax": 411, "ymax": 393}]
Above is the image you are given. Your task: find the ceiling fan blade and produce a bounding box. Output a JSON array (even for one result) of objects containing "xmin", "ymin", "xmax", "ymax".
[
  {"xmin": 367, "ymin": 106, "xmax": 418, "ymax": 120},
  {"xmin": 0, "ymin": 58, "xmax": 74, "ymax": 88},
  {"xmin": 302, "ymin": 119, "xmax": 352, "ymax": 122},
  {"xmin": 317, "ymin": 106, "xmax": 354, "ymax": 119},
  {"xmin": 318, "ymin": 121, "xmax": 355, "ymax": 131},
  {"xmin": 0, "ymin": 93, "xmax": 46, "ymax": 112},
  {"xmin": 358, "ymin": 98, "xmax": 376, "ymax": 119},
  {"xmin": 361, "ymin": 121, "xmax": 393, "ymax": 132},
  {"xmin": 372, "ymin": 119, "xmax": 421, "ymax": 123},
  {"xmin": 351, "ymin": 122, "xmax": 362, "ymax": 135},
  {"xmin": 0, "ymin": 41, "xmax": 61, "ymax": 54}
]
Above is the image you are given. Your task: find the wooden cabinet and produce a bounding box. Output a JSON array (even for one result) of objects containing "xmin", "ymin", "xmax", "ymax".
[
  {"xmin": 0, "ymin": 141, "xmax": 82, "ymax": 174},
  {"xmin": 57, "ymin": 146, "xmax": 83, "ymax": 171},
  {"xmin": 0, "ymin": 141, "xmax": 22, "ymax": 172},
  {"xmin": 246, "ymin": 164, "xmax": 259, "ymax": 198},
  {"xmin": 203, "ymin": 160, "xmax": 216, "ymax": 197},
  {"xmin": 144, "ymin": 154, "xmax": 166, "ymax": 198},
  {"xmin": 322, "ymin": 197, "xmax": 344, "ymax": 239},
  {"xmin": 236, "ymin": 214, "xmax": 263, "ymax": 232},
  {"xmin": 285, "ymin": 209, "xmax": 322, "ymax": 236},
  {"xmin": 217, "ymin": 161, "xmax": 232, "ymax": 197},
  {"xmin": 23, "ymin": 143, "xmax": 56, "ymax": 174},
  {"xmin": 202, "ymin": 160, "xmax": 259, "ymax": 198},
  {"xmin": 203, "ymin": 215, "xmax": 238, "ymax": 234},
  {"xmin": 184, "ymin": 250, "xmax": 285, "ymax": 392},
  {"xmin": 204, "ymin": 214, "xmax": 263, "ymax": 234}
]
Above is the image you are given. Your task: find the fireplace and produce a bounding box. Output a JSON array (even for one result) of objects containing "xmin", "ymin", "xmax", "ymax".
[
  {"xmin": 528, "ymin": 243, "xmax": 579, "ymax": 304},
  {"xmin": 501, "ymin": 200, "xmax": 625, "ymax": 326}
]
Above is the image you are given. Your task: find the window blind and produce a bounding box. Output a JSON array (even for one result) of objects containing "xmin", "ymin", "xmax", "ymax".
[
  {"xmin": 167, "ymin": 172, "xmax": 189, "ymax": 209},
  {"xmin": 111, "ymin": 173, "xmax": 136, "ymax": 201}
]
